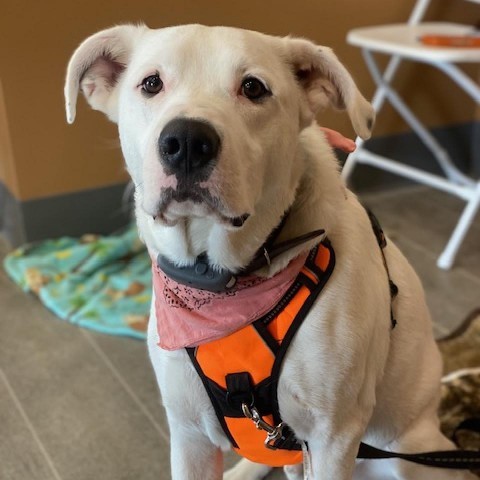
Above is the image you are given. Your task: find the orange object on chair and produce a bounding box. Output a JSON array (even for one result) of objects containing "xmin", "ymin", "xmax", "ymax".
[{"xmin": 419, "ymin": 34, "xmax": 480, "ymax": 48}]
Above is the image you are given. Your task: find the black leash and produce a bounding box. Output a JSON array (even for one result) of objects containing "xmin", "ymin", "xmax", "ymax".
[{"xmin": 358, "ymin": 438, "xmax": 480, "ymax": 469}]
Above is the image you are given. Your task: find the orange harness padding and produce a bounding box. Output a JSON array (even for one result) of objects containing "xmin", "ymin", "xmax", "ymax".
[{"xmin": 187, "ymin": 241, "xmax": 335, "ymax": 467}]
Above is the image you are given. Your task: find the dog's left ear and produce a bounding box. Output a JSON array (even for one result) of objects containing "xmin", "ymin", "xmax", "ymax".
[{"xmin": 285, "ymin": 38, "xmax": 374, "ymax": 139}]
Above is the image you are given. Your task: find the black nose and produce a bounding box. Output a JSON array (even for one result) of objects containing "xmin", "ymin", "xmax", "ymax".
[{"xmin": 158, "ymin": 119, "xmax": 221, "ymax": 177}]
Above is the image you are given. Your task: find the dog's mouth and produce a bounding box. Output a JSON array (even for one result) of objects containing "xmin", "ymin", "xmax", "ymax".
[
  {"xmin": 151, "ymin": 186, "xmax": 250, "ymax": 228},
  {"xmin": 154, "ymin": 210, "xmax": 250, "ymax": 228}
]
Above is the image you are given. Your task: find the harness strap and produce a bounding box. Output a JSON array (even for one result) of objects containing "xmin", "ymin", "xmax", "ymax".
[
  {"xmin": 225, "ymin": 372, "xmax": 254, "ymax": 410},
  {"xmin": 367, "ymin": 209, "xmax": 398, "ymax": 329}
]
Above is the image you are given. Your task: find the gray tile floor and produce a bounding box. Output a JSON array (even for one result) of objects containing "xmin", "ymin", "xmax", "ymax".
[{"xmin": 1, "ymin": 185, "xmax": 479, "ymax": 480}]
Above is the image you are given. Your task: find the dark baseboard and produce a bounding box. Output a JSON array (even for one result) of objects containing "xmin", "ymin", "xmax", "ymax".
[
  {"xmin": 340, "ymin": 121, "xmax": 478, "ymax": 192},
  {"xmin": 472, "ymin": 121, "xmax": 480, "ymax": 177},
  {"xmin": 1, "ymin": 183, "xmax": 132, "ymax": 247},
  {"xmin": 1, "ymin": 121, "xmax": 477, "ymax": 246},
  {"xmin": 0, "ymin": 183, "xmax": 26, "ymax": 247}
]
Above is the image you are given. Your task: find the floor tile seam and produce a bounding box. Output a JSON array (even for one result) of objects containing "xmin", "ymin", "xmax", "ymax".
[
  {"xmin": 0, "ymin": 367, "xmax": 63, "ymax": 480},
  {"xmin": 80, "ymin": 329, "xmax": 170, "ymax": 444}
]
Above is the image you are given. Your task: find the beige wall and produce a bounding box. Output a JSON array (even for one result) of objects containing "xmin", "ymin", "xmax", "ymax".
[
  {"xmin": 0, "ymin": 79, "xmax": 19, "ymax": 197},
  {"xmin": 0, "ymin": 0, "xmax": 478, "ymax": 201}
]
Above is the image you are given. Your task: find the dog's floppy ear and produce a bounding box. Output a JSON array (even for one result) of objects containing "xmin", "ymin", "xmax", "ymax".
[
  {"xmin": 64, "ymin": 24, "xmax": 147, "ymax": 124},
  {"xmin": 285, "ymin": 38, "xmax": 374, "ymax": 139}
]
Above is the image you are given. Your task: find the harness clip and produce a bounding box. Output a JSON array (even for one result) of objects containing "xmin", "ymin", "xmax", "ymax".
[
  {"xmin": 264, "ymin": 424, "xmax": 285, "ymax": 450},
  {"xmin": 241, "ymin": 403, "xmax": 284, "ymax": 450}
]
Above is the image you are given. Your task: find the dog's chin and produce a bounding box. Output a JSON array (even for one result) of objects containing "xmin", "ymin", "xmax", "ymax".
[{"xmin": 149, "ymin": 200, "xmax": 250, "ymax": 230}]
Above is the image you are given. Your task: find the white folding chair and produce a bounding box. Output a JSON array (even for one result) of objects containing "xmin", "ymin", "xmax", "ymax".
[{"xmin": 342, "ymin": 0, "xmax": 480, "ymax": 269}]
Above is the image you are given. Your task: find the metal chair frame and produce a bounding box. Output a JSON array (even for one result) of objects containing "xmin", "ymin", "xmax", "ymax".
[{"xmin": 342, "ymin": 0, "xmax": 480, "ymax": 269}]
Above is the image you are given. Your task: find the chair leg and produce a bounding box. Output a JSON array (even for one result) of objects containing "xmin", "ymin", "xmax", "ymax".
[
  {"xmin": 437, "ymin": 182, "xmax": 480, "ymax": 270},
  {"xmin": 342, "ymin": 48, "xmax": 479, "ymax": 269},
  {"xmin": 362, "ymin": 49, "xmax": 473, "ymax": 187}
]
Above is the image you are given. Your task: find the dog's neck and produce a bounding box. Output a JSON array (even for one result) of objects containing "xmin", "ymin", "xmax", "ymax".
[
  {"xmin": 156, "ymin": 209, "xmax": 325, "ymax": 292},
  {"xmin": 138, "ymin": 126, "xmax": 346, "ymax": 277}
]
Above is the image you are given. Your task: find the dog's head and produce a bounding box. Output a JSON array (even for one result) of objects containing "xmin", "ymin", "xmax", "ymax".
[{"xmin": 65, "ymin": 24, "xmax": 373, "ymax": 266}]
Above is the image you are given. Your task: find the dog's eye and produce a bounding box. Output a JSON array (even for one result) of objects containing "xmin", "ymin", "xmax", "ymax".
[
  {"xmin": 241, "ymin": 77, "xmax": 270, "ymax": 101},
  {"xmin": 142, "ymin": 74, "xmax": 163, "ymax": 95}
]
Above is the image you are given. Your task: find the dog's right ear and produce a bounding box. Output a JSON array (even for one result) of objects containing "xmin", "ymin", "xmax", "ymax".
[
  {"xmin": 65, "ymin": 24, "xmax": 147, "ymax": 124},
  {"xmin": 284, "ymin": 37, "xmax": 374, "ymax": 140}
]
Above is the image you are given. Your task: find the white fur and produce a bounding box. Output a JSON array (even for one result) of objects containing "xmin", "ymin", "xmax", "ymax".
[{"xmin": 65, "ymin": 24, "xmax": 475, "ymax": 479}]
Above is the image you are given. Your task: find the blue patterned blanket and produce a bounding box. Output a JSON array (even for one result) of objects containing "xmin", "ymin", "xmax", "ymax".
[{"xmin": 3, "ymin": 226, "xmax": 150, "ymax": 339}]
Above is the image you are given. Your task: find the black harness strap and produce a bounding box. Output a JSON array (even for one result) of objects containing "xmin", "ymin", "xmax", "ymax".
[
  {"xmin": 268, "ymin": 242, "xmax": 336, "ymax": 428},
  {"xmin": 367, "ymin": 209, "xmax": 398, "ymax": 329}
]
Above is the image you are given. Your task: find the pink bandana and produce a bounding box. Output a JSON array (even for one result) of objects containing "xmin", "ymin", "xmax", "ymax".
[{"xmin": 152, "ymin": 253, "xmax": 309, "ymax": 350}]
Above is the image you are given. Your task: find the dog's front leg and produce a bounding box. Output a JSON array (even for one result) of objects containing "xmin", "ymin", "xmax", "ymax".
[
  {"xmin": 305, "ymin": 417, "xmax": 367, "ymax": 480},
  {"xmin": 169, "ymin": 421, "xmax": 224, "ymax": 480}
]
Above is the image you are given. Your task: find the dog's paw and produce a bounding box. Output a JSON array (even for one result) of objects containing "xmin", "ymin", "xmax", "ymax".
[{"xmin": 224, "ymin": 459, "xmax": 271, "ymax": 480}]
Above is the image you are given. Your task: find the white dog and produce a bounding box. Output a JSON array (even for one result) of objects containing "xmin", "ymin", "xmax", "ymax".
[{"xmin": 65, "ymin": 24, "xmax": 476, "ymax": 480}]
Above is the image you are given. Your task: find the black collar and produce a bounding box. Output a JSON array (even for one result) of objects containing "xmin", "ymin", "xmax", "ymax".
[{"xmin": 156, "ymin": 212, "xmax": 325, "ymax": 293}]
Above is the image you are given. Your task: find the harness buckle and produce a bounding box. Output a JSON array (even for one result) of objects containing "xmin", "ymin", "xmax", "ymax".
[{"xmin": 241, "ymin": 403, "xmax": 284, "ymax": 450}]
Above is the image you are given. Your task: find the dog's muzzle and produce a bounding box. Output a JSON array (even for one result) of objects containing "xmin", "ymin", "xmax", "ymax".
[
  {"xmin": 158, "ymin": 118, "xmax": 220, "ymax": 180},
  {"xmin": 154, "ymin": 117, "xmax": 248, "ymax": 228}
]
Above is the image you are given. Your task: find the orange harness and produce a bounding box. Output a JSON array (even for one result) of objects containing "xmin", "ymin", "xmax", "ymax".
[{"xmin": 187, "ymin": 241, "xmax": 335, "ymax": 467}]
